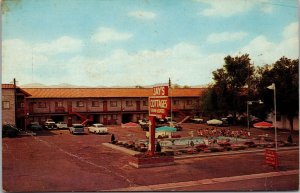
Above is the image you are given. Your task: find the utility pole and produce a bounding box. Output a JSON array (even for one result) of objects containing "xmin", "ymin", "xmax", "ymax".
[
  {"xmin": 169, "ymin": 78, "xmax": 172, "ymax": 122},
  {"xmin": 13, "ymin": 78, "xmax": 17, "ymax": 127}
]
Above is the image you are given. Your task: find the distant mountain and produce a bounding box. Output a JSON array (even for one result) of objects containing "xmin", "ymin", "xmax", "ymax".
[
  {"xmin": 19, "ymin": 82, "xmax": 208, "ymax": 88},
  {"xmin": 20, "ymin": 83, "xmax": 91, "ymax": 88},
  {"xmin": 20, "ymin": 83, "xmax": 48, "ymax": 88}
]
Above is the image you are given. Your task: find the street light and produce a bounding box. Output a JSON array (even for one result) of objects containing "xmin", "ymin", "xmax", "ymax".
[
  {"xmin": 267, "ymin": 83, "xmax": 277, "ymax": 152},
  {"xmin": 247, "ymin": 100, "xmax": 264, "ymax": 130}
]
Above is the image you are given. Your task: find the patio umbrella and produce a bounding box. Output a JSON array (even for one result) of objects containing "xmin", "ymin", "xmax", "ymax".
[
  {"xmin": 253, "ymin": 121, "xmax": 274, "ymax": 129},
  {"xmin": 156, "ymin": 126, "xmax": 177, "ymax": 132}
]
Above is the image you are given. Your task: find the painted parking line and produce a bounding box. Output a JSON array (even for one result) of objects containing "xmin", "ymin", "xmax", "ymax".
[{"xmin": 108, "ymin": 170, "xmax": 299, "ymax": 191}]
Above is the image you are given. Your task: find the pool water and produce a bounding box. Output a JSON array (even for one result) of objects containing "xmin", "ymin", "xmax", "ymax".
[{"xmin": 159, "ymin": 136, "xmax": 248, "ymax": 147}]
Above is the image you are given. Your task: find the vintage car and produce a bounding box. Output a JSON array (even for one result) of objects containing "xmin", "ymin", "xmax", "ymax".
[
  {"xmin": 191, "ymin": 117, "xmax": 204, "ymax": 124},
  {"xmin": 56, "ymin": 122, "xmax": 68, "ymax": 129},
  {"xmin": 138, "ymin": 119, "xmax": 149, "ymax": 131},
  {"xmin": 87, "ymin": 123, "xmax": 108, "ymax": 134},
  {"xmin": 44, "ymin": 119, "xmax": 57, "ymax": 129},
  {"xmin": 69, "ymin": 124, "xmax": 85, "ymax": 134},
  {"xmin": 206, "ymin": 119, "xmax": 223, "ymax": 126},
  {"xmin": 29, "ymin": 122, "xmax": 43, "ymax": 131}
]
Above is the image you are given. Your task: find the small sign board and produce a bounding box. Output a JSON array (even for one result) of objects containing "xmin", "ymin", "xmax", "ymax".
[
  {"xmin": 153, "ymin": 86, "xmax": 169, "ymax": 96},
  {"xmin": 265, "ymin": 149, "xmax": 278, "ymax": 168},
  {"xmin": 149, "ymin": 96, "xmax": 170, "ymax": 118}
]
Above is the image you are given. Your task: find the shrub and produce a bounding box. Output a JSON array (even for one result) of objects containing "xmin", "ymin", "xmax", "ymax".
[{"xmin": 2, "ymin": 124, "xmax": 20, "ymax": 138}]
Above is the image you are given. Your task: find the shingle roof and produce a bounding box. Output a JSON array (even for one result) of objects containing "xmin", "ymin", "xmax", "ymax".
[
  {"xmin": 2, "ymin": 84, "xmax": 31, "ymax": 96},
  {"xmin": 23, "ymin": 88, "xmax": 206, "ymax": 98},
  {"xmin": 2, "ymin": 84, "xmax": 15, "ymax": 89}
]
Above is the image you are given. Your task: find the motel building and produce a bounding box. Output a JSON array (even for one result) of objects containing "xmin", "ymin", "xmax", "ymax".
[
  {"xmin": 1, "ymin": 84, "xmax": 31, "ymax": 128},
  {"xmin": 10, "ymin": 87, "xmax": 205, "ymax": 127},
  {"xmin": 2, "ymin": 84, "xmax": 298, "ymax": 131}
]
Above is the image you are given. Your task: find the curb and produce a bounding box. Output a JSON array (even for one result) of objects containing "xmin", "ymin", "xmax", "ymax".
[
  {"xmin": 175, "ymin": 146, "xmax": 299, "ymax": 160},
  {"xmin": 108, "ymin": 169, "xmax": 299, "ymax": 191},
  {"xmin": 103, "ymin": 143, "xmax": 298, "ymax": 159},
  {"xmin": 102, "ymin": 143, "xmax": 140, "ymax": 155}
]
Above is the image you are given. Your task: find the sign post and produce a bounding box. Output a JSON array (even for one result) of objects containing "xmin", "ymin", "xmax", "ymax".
[
  {"xmin": 148, "ymin": 86, "xmax": 169, "ymax": 156},
  {"xmin": 265, "ymin": 149, "xmax": 278, "ymax": 168}
]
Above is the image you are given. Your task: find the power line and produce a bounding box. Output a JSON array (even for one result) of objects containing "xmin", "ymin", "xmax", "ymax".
[{"xmin": 261, "ymin": 2, "xmax": 298, "ymax": 9}]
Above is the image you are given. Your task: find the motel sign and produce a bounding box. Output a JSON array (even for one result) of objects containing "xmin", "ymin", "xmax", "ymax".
[
  {"xmin": 148, "ymin": 85, "xmax": 170, "ymax": 155},
  {"xmin": 149, "ymin": 86, "xmax": 170, "ymax": 118}
]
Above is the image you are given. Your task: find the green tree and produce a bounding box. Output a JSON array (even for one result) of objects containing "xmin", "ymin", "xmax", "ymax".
[
  {"xmin": 257, "ymin": 57, "xmax": 299, "ymax": 133},
  {"xmin": 173, "ymin": 84, "xmax": 181, "ymax": 88},
  {"xmin": 211, "ymin": 54, "xmax": 254, "ymax": 119}
]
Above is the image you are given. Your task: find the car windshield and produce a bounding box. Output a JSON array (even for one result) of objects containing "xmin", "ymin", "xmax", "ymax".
[
  {"xmin": 74, "ymin": 125, "xmax": 83, "ymax": 128},
  {"xmin": 94, "ymin": 124, "xmax": 104, "ymax": 127},
  {"xmin": 59, "ymin": 122, "xmax": 66, "ymax": 124}
]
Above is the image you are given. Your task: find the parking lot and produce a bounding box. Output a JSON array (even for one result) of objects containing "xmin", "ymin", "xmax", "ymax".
[{"xmin": 2, "ymin": 123, "xmax": 299, "ymax": 192}]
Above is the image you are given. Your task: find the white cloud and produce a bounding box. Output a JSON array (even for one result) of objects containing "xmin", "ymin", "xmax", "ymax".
[
  {"xmin": 283, "ymin": 22, "xmax": 298, "ymax": 39},
  {"xmin": 2, "ymin": 39, "xmax": 48, "ymax": 84},
  {"xmin": 2, "ymin": 36, "xmax": 83, "ymax": 85},
  {"xmin": 207, "ymin": 31, "xmax": 248, "ymax": 43},
  {"xmin": 128, "ymin": 11, "xmax": 156, "ymax": 20},
  {"xmin": 35, "ymin": 36, "xmax": 83, "ymax": 55},
  {"xmin": 197, "ymin": 0, "xmax": 271, "ymax": 17},
  {"xmin": 65, "ymin": 42, "xmax": 226, "ymax": 86},
  {"xmin": 238, "ymin": 22, "xmax": 298, "ymax": 66},
  {"xmin": 91, "ymin": 27, "xmax": 133, "ymax": 44}
]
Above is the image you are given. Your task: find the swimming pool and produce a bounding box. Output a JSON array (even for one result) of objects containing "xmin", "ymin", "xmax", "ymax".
[{"xmin": 159, "ymin": 136, "xmax": 248, "ymax": 147}]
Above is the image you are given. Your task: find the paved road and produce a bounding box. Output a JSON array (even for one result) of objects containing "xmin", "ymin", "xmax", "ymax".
[{"xmin": 2, "ymin": 128, "xmax": 299, "ymax": 192}]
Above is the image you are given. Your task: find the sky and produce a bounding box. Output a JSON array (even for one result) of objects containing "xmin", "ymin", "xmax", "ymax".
[{"xmin": 2, "ymin": 0, "xmax": 299, "ymax": 87}]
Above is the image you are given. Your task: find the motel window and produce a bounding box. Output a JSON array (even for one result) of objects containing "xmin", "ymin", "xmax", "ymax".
[
  {"xmin": 173, "ymin": 100, "xmax": 179, "ymax": 105},
  {"xmin": 126, "ymin": 100, "xmax": 133, "ymax": 107},
  {"xmin": 38, "ymin": 102, "xmax": 47, "ymax": 108},
  {"xmin": 16, "ymin": 102, "xmax": 24, "ymax": 108},
  {"xmin": 55, "ymin": 101, "xmax": 63, "ymax": 107},
  {"xmin": 2, "ymin": 101, "xmax": 10, "ymax": 109},
  {"xmin": 143, "ymin": 100, "xmax": 148, "ymax": 106},
  {"xmin": 92, "ymin": 101, "xmax": 99, "ymax": 107},
  {"xmin": 76, "ymin": 101, "xmax": 84, "ymax": 107},
  {"xmin": 186, "ymin": 100, "xmax": 192, "ymax": 105},
  {"xmin": 110, "ymin": 101, "xmax": 117, "ymax": 107},
  {"xmin": 112, "ymin": 114, "xmax": 117, "ymax": 120}
]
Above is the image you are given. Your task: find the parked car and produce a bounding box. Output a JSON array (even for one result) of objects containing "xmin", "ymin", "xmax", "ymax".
[
  {"xmin": 138, "ymin": 119, "xmax": 149, "ymax": 131},
  {"xmin": 87, "ymin": 123, "xmax": 108, "ymax": 134},
  {"xmin": 191, "ymin": 117, "xmax": 204, "ymax": 124},
  {"xmin": 69, "ymin": 124, "xmax": 85, "ymax": 135},
  {"xmin": 29, "ymin": 122, "xmax": 43, "ymax": 131},
  {"xmin": 138, "ymin": 119, "xmax": 149, "ymax": 125},
  {"xmin": 44, "ymin": 119, "xmax": 57, "ymax": 130},
  {"xmin": 221, "ymin": 118, "xmax": 229, "ymax": 126},
  {"xmin": 56, "ymin": 122, "xmax": 68, "ymax": 129},
  {"xmin": 207, "ymin": 119, "xmax": 223, "ymax": 126},
  {"xmin": 2, "ymin": 124, "xmax": 20, "ymax": 138}
]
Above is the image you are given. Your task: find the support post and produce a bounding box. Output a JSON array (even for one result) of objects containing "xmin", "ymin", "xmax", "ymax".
[
  {"xmin": 148, "ymin": 116, "xmax": 156, "ymax": 156},
  {"xmin": 247, "ymin": 102, "xmax": 249, "ymax": 130},
  {"xmin": 274, "ymin": 85, "xmax": 277, "ymax": 152}
]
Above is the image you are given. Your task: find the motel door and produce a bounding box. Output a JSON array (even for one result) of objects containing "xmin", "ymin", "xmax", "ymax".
[
  {"xmin": 103, "ymin": 101, "xmax": 108, "ymax": 112},
  {"xmin": 29, "ymin": 102, "xmax": 34, "ymax": 113},
  {"xmin": 67, "ymin": 101, "xmax": 72, "ymax": 112},
  {"xmin": 136, "ymin": 101, "xmax": 140, "ymax": 111},
  {"xmin": 103, "ymin": 115, "xmax": 108, "ymax": 125}
]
